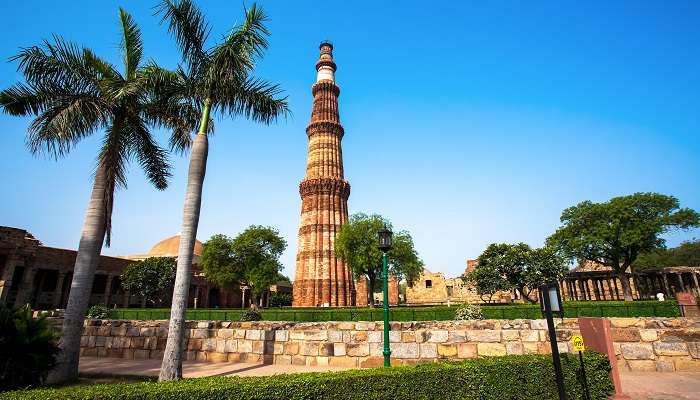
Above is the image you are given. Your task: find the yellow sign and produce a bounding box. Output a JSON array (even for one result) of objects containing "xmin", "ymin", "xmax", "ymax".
[{"xmin": 571, "ymin": 335, "xmax": 585, "ymax": 351}]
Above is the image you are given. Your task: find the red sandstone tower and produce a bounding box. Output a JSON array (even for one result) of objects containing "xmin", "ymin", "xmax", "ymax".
[{"xmin": 292, "ymin": 42, "xmax": 355, "ymax": 307}]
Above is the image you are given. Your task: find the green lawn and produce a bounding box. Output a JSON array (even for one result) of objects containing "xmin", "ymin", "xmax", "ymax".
[{"xmin": 108, "ymin": 300, "xmax": 679, "ymax": 321}]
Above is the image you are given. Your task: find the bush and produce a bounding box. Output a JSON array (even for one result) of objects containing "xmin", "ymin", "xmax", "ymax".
[
  {"xmin": 454, "ymin": 304, "xmax": 483, "ymax": 320},
  {"xmin": 0, "ymin": 305, "xmax": 59, "ymax": 392},
  {"xmin": 86, "ymin": 305, "xmax": 112, "ymax": 319},
  {"xmin": 1, "ymin": 353, "xmax": 613, "ymax": 399},
  {"xmin": 240, "ymin": 309, "xmax": 262, "ymax": 321},
  {"xmin": 268, "ymin": 292, "xmax": 292, "ymax": 307}
]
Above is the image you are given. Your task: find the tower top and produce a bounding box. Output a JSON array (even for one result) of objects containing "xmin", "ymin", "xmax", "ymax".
[{"xmin": 316, "ymin": 41, "xmax": 336, "ymax": 82}]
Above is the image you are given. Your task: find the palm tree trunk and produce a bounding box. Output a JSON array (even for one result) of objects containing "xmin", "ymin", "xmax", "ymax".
[
  {"xmin": 159, "ymin": 101, "xmax": 211, "ymax": 381},
  {"xmin": 48, "ymin": 165, "xmax": 108, "ymax": 384}
]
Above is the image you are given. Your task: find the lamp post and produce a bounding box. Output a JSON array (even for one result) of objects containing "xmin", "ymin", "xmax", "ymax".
[
  {"xmin": 378, "ymin": 225, "xmax": 393, "ymax": 368},
  {"xmin": 539, "ymin": 282, "xmax": 566, "ymax": 400}
]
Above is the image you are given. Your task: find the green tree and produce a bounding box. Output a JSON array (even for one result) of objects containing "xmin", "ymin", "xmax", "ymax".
[
  {"xmin": 0, "ymin": 9, "xmax": 197, "ymax": 383},
  {"xmin": 634, "ymin": 239, "xmax": 700, "ymax": 270},
  {"xmin": 335, "ymin": 213, "xmax": 424, "ymax": 307},
  {"xmin": 120, "ymin": 257, "xmax": 177, "ymax": 306},
  {"xmin": 201, "ymin": 227, "xmax": 287, "ymax": 307},
  {"xmin": 155, "ymin": 1, "xmax": 289, "ymax": 381},
  {"xmin": 466, "ymin": 243, "xmax": 568, "ymax": 303},
  {"xmin": 547, "ymin": 193, "xmax": 700, "ymax": 301}
]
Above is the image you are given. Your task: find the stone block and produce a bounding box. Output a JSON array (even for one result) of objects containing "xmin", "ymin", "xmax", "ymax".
[
  {"xmin": 520, "ymin": 330, "xmax": 539, "ymax": 342},
  {"xmin": 659, "ymin": 329, "xmax": 700, "ymax": 343},
  {"xmin": 201, "ymin": 338, "xmax": 217, "ymax": 352},
  {"xmin": 420, "ymin": 343, "xmax": 437, "ymax": 358},
  {"xmin": 621, "ymin": 343, "xmax": 655, "ymax": 360},
  {"xmin": 352, "ymin": 331, "xmax": 368, "ymax": 342},
  {"xmin": 328, "ymin": 330, "xmax": 343, "ymax": 342},
  {"xmin": 530, "ymin": 319, "xmax": 548, "ymax": 330},
  {"xmin": 275, "ymin": 355, "xmax": 292, "ymax": 365},
  {"xmin": 208, "ymin": 352, "xmax": 228, "ymax": 362},
  {"xmin": 156, "ymin": 327, "xmax": 168, "ymax": 338},
  {"xmin": 234, "ymin": 329, "xmax": 246, "ymax": 339},
  {"xmin": 126, "ymin": 327, "xmax": 140, "ymax": 337},
  {"xmin": 273, "ymin": 342, "xmax": 284, "ymax": 355},
  {"xmin": 402, "ymin": 331, "xmax": 416, "ymax": 343},
  {"xmin": 415, "ymin": 330, "xmax": 429, "ymax": 343},
  {"xmin": 284, "ymin": 342, "xmax": 299, "ymax": 355},
  {"xmin": 215, "ymin": 339, "xmax": 226, "ymax": 353},
  {"xmin": 389, "ymin": 330, "xmax": 401, "ymax": 343},
  {"xmin": 427, "ymin": 330, "xmax": 449, "ymax": 343},
  {"xmin": 237, "ymin": 340, "xmax": 253, "ymax": 353},
  {"xmin": 355, "ymin": 322, "xmax": 369, "ymax": 331},
  {"xmin": 301, "ymin": 342, "xmax": 320, "ymax": 356},
  {"xmin": 610, "ymin": 318, "xmax": 642, "ymax": 328},
  {"xmin": 224, "ymin": 339, "xmax": 237, "ymax": 353},
  {"xmin": 627, "ymin": 360, "xmax": 656, "ymax": 372},
  {"xmin": 655, "ymin": 358, "xmax": 675, "ymax": 372},
  {"xmin": 523, "ymin": 342, "xmax": 539, "ymax": 355},
  {"xmin": 252, "ymin": 341, "xmax": 264, "ymax": 354},
  {"xmin": 674, "ymin": 358, "xmax": 700, "ymax": 372},
  {"xmin": 688, "ymin": 342, "xmax": 700, "ymax": 359},
  {"xmin": 291, "ymin": 355, "xmax": 306, "ymax": 366},
  {"xmin": 537, "ymin": 342, "xmax": 552, "ymax": 354},
  {"xmin": 130, "ymin": 337, "xmax": 145, "ymax": 349},
  {"xmin": 227, "ymin": 353, "xmax": 241, "ymax": 363},
  {"xmin": 95, "ymin": 336, "xmax": 106, "ymax": 347},
  {"xmin": 144, "ymin": 336, "xmax": 157, "ymax": 350},
  {"xmin": 133, "ymin": 349, "xmax": 149, "ymax": 360},
  {"xmin": 367, "ymin": 331, "xmax": 382, "ymax": 343},
  {"xmin": 359, "ymin": 356, "xmax": 384, "ymax": 368},
  {"xmin": 245, "ymin": 330, "xmax": 262, "ymax": 340},
  {"xmin": 316, "ymin": 356, "xmax": 329, "ymax": 367},
  {"xmin": 139, "ymin": 327, "xmax": 154, "ymax": 337},
  {"xmin": 274, "ymin": 330, "xmax": 289, "ymax": 342},
  {"xmin": 304, "ymin": 330, "xmax": 328, "ymax": 341},
  {"xmin": 639, "ymin": 329, "xmax": 658, "ymax": 342},
  {"xmin": 477, "ymin": 343, "xmax": 506, "ymax": 357},
  {"xmin": 320, "ymin": 343, "xmax": 334, "ymax": 356},
  {"xmin": 466, "ymin": 330, "xmax": 500, "ymax": 343},
  {"xmin": 111, "ymin": 326, "xmax": 127, "ymax": 336},
  {"xmin": 217, "ymin": 329, "xmax": 234, "ymax": 339},
  {"xmin": 448, "ymin": 330, "xmax": 467, "ymax": 343},
  {"xmin": 501, "ymin": 330, "xmax": 520, "ymax": 341},
  {"xmin": 334, "ymin": 343, "xmax": 346, "ymax": 357},
  {"xmin": 653, "ymin": 342, "xmax": 688, "ymax": 356},
  {"xmin": 392, "ymin": 342, "xmax": 420, "ymax": 359},
  {"xmin": 369, "ymin": 343, "xmax": 382, "ymax": 357},
  {"xmin": 437, "ymin": 344, "xmax": 457, "ymax": 358},
  {"xmin": 346, "ymin": 343, "xmax": 370, "ymax": 357},
  {"xmin": 337, "ymin": 322, "xmax": 355, "ymax": 330},
  {"xmin": 612, "ymin": 328, "xmax": 641, "ymax": 342},
  {"xmin": 191, "ymin": 329, "xmax": 208, "ymax": 339},
  {"xmin": 506, "ymin": 342, "xmax": 524, "ymax": 355},
  {"xmin": 329, "ymin": 356, "xmax": 358, "ymax": 368}
]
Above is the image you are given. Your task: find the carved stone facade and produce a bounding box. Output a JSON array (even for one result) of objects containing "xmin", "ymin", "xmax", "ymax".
[{"xmin": 293, "ymin": 42, "xmax": 355, "ymax": 307}]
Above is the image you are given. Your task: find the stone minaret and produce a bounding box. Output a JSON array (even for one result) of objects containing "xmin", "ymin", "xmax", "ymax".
[{"xmin": 292, "ymin": 42, "xmax": 355, "ymax": 307}]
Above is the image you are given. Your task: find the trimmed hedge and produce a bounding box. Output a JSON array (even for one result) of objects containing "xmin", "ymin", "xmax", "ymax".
[
  {"xmin": 109, "ymin": 300, "xmax": 679, "ymax": 322},
  {"xmin": 1, "ymin": 353, "xmax": 613, "ymax": 400}
]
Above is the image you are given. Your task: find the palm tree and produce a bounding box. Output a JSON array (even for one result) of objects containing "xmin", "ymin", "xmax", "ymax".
[
  {"xmin": 154, "ymin": 0, "xmax": 289, "ymax": 381},
  {"xmin": 0, "ymin": 9, "xmax": 199, "ymax": 383}
]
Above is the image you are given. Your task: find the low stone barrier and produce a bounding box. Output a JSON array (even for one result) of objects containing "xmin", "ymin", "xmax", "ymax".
[{"xmin": 78, "ymin": 317, "xmax": 700, "ymax": 371}]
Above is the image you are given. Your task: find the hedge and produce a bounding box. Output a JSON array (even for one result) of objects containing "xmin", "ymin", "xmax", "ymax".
[
  {"xmin": 109, "ymin": 300, "xmax": 679, "ymax": 322},
  {"xmin": 1, "ymin": 353, "xmax": 614, "ymax": 400}
]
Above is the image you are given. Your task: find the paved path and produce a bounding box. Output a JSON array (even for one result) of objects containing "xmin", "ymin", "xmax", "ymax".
[
  {"xmin": 79, "ymin": 357, "xmax": 349, "ymax": 378},
  {"xmin": 620, "ymin": 371, "xmax": 700, "ymax": 400},
  {"xmin": 79, "ymin": 358, "xmax": 700, "ymax": 399}
]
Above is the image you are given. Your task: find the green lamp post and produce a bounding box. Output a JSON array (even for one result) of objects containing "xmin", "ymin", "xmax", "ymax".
[{"xmin": 377, "ymin": 225, "xmax": 393, "ymax": 368}]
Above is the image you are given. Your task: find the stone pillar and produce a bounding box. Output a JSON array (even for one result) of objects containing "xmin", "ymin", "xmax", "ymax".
[
  {"xmin": 14, "ymin": 267, "xmax": 36, "ymax": 307},
  {"xmin": 612, "ymin": 278, "xmax": 620, "ymax": 300},
  {"xmin": 123, "ymin": 291, "xmax": 131, "ymax": 307},
  {"xmin": 104, "ymin": 275, "xmax": 114, "ymax": 306},
  {"xmin": 578, "ymin": 279, "xmax": 587, "ymax": 301},
  {"xmin": 355, "ymin": 276, "xmax": 369, "ymax": 307},
  {"xmin": 592, "ymin": 279, "xmax": 601, "ymax": 300},
  {"xmin": 677, "ymin": 273, "xmax": 686, "ymax": 293},
  {"xmin": 0, "ymin": 255, "xmax": 19, "ymax": 305},
  {"xmin": 662, "ymin": 273, "xmax": 671, "ymax": 297},
  {"xmin": 52, "ymin": 272, "xmax": 67, "ymax": 309},
  {"xmin": 388, "ymin": 276, "xmax": 400, "ymax": 305},
  {"xmin": 692, "ymin": 273, "xmax": 700, "ymax": 297}
]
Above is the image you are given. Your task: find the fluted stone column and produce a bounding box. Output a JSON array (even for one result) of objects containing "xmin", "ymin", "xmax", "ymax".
[
  {"xmin": 0, "ymin": 255, "xmax": 20, "ymax": 305},
  {"xmin": 14, "ymin": 266, "xmax": 36, "ymax": 307},
  {"xmin": 53, "ymin": 272, "xmax": 67, "ymax": 309},
  {"xmin": 293, "ymin": 42, "xmax": 355, "ymax": 307},
  {"xmin": 104, "ymin": 275, "xmax": 114, "ymax": 306}
]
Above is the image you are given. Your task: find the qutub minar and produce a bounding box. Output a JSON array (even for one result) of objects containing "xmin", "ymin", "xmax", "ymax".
[{"xmin": 292, "ymin": 42, "xmax": 356, "ymax": 307}]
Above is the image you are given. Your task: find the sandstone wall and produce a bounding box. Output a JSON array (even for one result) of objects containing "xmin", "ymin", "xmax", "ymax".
[{"xmin": 79, "ymin": 318, "xmax": 700, "ymax": 372}]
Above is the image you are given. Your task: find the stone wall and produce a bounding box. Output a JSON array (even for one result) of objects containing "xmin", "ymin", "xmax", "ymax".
[{"xmin": 79, "ymin": 317, "xmax": 700, "ymax": 372}]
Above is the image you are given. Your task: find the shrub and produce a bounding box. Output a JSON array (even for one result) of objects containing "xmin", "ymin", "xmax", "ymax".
[
  {"xmin": 1, "ymin": 353, "xmax": 613, "ymax": 399},
  {"xmin": 86, "ymin": 305, "xmax": 112, "ymax": 319},
  {"xmin": 268, "ymin": 292, "xmax": 292, "ymax": 307},
  {"xmin": 240, "ymin": 309, "xmax": 262, "ymax": 321},
  {"xmin": 0, "ymin": 305, "xmax": 59, "ymax": 392},
  {"xmin": 454, "ymin": 304, "xmax": 483, "ymax": 320}
]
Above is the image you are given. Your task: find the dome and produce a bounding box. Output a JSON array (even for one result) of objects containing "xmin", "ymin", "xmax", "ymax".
[{"xmin": 148, "ymin": 234, "xmax": 203, "ymax": 257}]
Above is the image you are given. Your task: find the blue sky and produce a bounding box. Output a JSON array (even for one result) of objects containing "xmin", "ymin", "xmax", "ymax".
[{"xmin": 1, "ymin": 1, "xmax": 699, "ymax": 279}]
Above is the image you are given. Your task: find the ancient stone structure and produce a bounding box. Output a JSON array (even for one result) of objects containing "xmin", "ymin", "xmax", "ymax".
[
  {"xmin": 0, "ymin": 226, "xmax": 290, "ymax": 310},
  {"xmin": 293, "ymin": 42, "xmax": 354, "ymax": 307},
  {"xmin": 406, "ymin": 269, "xmax": 484, "ymax": 305},
  {"xmin": 78, "ymin": 317, "xmax": 700, "ymax": 371}
]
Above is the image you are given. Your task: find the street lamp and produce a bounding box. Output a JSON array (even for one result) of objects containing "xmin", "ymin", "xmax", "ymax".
[
  {"xmin": 377, "ymin": 225, "xmax": 393, "ymax": 367},
  {"xmin": 539, "ymin": 282, "xmax": 566, "ymax": 400}
]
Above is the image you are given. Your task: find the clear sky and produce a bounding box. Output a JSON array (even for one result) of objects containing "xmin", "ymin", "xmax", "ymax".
[{"xmin": 1, "ymin": 1, "xmax": 699, "ymax": 279}]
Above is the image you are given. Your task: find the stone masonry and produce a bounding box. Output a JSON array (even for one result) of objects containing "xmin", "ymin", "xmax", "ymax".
[
  {"xmin": 293, "ymin": 42, "xmax": 354, "ymax": 307},
  {"xmin": 79, "ymin": 317, "xmax": 700, "ymax": 372}
]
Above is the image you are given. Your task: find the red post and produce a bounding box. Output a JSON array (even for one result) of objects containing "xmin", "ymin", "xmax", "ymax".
[{"xmin": 578, "ymin": 317, "xmax": 631, "ymax": 400}]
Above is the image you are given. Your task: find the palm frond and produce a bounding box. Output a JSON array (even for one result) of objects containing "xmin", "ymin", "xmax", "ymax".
[
  {"xmin": 118, "ymin": 8, "xmax": 144, "ymax": 80},
  {"xmin": 217, "ymin": 77, "xmax": 289, "ymax": 124},
  {"xmin": 155, "ymin": 0, "xmax": 209, "ymax": 71},
  {"xmin": 97, "ymin": 121, "xmax": 131, "ymax": 246},
  {"xmin": 126, "ymin": 115, "xmax": 171, "ymax": 190}
]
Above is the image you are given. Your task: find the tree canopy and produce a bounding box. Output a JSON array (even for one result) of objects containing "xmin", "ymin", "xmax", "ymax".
[
  {"xmin": 200, "ymin": 226, "xmax": 287, "ymax": 306},
  {"xmin": 547, "ymin": 192, "xmax": 699, "ymax": 300},
  {"xmin": 634, "ymin": 239, "xmax": 700, "ymax": 270},
  {"xmin": 465, "ymin": 243, "xmax": 568, "ymax": 303},
  {"xmin": 335, "ymin": 213, "xmax": 424, "ymax": 306},
  {"xmin": 120, "ymin": 257, "xmax": 177, "ymax": 306}
]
